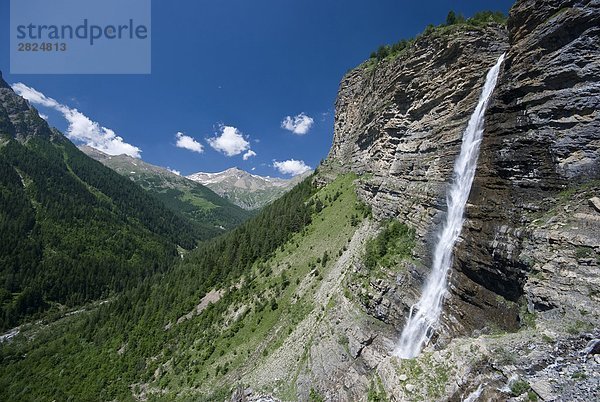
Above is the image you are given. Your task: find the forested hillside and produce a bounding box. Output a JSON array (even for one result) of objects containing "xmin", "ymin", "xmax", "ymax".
[
  {"xmin": 0, "ymin": 172, "xmax": 328, "ymax": 400},
  {"xmin": 81, "ymin": 146, "xmax": 251, "ymax": 237},
  {"xmin": 0, "ymin": 79, "xmax": 202, "ymax": 330}
]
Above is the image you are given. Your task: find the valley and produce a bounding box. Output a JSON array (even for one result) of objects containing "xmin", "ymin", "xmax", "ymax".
[
  {"xmin": 1, "ymin": 0, "xmax": 599, "ymax": 401},
  {"xmin": 80, "ymin": 146, "xmax": 252, "ymax": 236}
]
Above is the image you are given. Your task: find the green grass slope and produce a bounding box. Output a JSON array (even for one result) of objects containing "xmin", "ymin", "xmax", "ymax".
[
  {"xmin": 80, "ymin": 146, "xmax": 251, "ymax": 236},
  {"xmin": 0, "ymin": 173, "xmax": 371, "ymax": 401}
]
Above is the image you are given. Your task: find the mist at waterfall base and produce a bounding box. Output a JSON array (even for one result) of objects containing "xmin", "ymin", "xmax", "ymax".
[{"xmin": 394, "ymin": 54, "xmax": 506, "ymax": 359}]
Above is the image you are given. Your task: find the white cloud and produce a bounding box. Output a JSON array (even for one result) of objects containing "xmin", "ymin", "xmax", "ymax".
[
  {"xmin": 167, "ymin": 167, "xmax": 181, "ymax": 176},
  {"xmin": 11, "ymin": 83, "xmax": 59, "ymax": 108},
  {"xmin": 61, "ymin": 109, "xmax": 141, "ymax": 157},
  {"xmin": 273, "ymin": 159, "xmax": 312, "ymax": 176},
  {"xmin": 12, "ymin": 83, "xmax": 141, "ymax": 158},
  {"xmin": 175, "ymin": 131, "xmax": 204, "ymax": 153},
  {"xmin": 38, "ymin": 113, "xmax": 49, "ymax": 120},
  {"xmin": 207, "ymin": 125, "xmax": 250, "ymax": 156},
  {"xmin": 242, "ymin": 149, "xmax": 257, "ymax": 160},
  {"xmin": 281, "ymin": 113, "xmax": 314, "ymax": 135}
]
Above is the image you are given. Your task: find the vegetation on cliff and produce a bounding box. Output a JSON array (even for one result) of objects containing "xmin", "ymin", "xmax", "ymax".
[
  {"xmin": 364, "ymin": 220, "xmax": 415, "ymax": 271},
  {"xmin": 368, "ymin": 10, "xmax": 507, "ymax": 63}
]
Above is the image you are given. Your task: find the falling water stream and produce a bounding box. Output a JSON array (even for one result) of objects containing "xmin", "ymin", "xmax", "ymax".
[{"xmin": 395, "ymin": 54, "xmax": 505, "ymax": 359}]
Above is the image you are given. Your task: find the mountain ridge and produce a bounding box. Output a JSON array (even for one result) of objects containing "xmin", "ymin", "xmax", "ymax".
[
  {"xmin": 187, "ymin": 167, "xmax": 311, "ymax": 210},
  {"xmin": 0, "ymin": 73, "xmax": 203, "ymax": 330},
  {"xmin": 80, "ymin": 145, "xmax": 252, "ymax": 235},
  {"xmin": 1, "ymin": 1, "xmax": 599, "ymax": 401}
]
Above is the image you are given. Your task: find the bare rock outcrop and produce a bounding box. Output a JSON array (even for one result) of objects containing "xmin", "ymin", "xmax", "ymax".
[
  {"xmin": 455, "ymin": 0, "xmax": 600, "ymax": 332},
  {"xmin": 326, "ymin": 0, "xmax": 600, "ymax": 339},
  {"xmin": 241, "ymin": 1, "xmax": 599, "ymax": 400}
]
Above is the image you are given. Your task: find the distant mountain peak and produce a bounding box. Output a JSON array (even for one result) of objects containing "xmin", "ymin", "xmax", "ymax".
[
  {"xmin": 187, "ymin": 167, "xmax": 311, "ymax": 210},
  {"xmin": 79, "ymin": 145, "xmax": 251, "ymax": 232},
  {"xmin": 78, "ymin": 145, "xmax": 112, "ymax": 161}
]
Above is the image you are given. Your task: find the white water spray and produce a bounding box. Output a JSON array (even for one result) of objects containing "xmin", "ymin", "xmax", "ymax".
[{"xmin": 395, "ymin": 54, "xmax": 505, "ymax": 359}]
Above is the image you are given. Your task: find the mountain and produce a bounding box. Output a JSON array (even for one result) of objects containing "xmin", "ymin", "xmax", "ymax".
[
  {"xmin": 80, "ymin": 146, "xmax": 251, "ymax": 236},
  {"xmin": 0, "ymin": 73, "xmax": 201, "ymax": 330},
  {"xmin": 310, "ymin": 2, "xmax": 599, "ymax": 399},
  {"xmin": 1, "ymin": 1, "xmax": 599, "ymax": 401},
  {"xmin": 187, "ymin": 167, "xmax": 310, "ymax": 210}
]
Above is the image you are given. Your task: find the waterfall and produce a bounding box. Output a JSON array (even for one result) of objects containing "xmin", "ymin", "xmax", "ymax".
[{"xmin": 394, "ymin": 54, "xmax": 505, "ymax": 359}]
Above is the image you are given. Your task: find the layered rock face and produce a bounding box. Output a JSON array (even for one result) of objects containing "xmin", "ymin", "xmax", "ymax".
[
  {"xmin": 326, "ymin": 0, "xmax": 600, "ymax": 338},
  {"xmin": 457, "ymin": 0, "xmax": 599, "ymax": 329},
  {"xmin": 325, "ymin": 24, "xmax": 517, "ymax": 333},
  {"xmin": 231, "ymin": 2, "xmax": 600, "ymax": 400}
]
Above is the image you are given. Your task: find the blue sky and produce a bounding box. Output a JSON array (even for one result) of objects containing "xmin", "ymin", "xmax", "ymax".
[{"xmin": 0, "ymin": 0, "xmax": 514, "ymax": 177}]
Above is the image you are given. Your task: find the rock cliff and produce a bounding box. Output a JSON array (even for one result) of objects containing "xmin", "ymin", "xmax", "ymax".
[
  {"xmin": 325, "ymin": 21, "xmax": 518, "ymax": 337},
  {"xmin": 0, "ymin": 73, "xmax": 54, "ymax": 142},
  {"xmin": 311, "ymin": 0, "xmax": 600, "ymax": 399},
  {"xmin": 326, "ymin": 0, "xmax": 599, "ymax": 334},
  {"xmin": 459, "ymin": 0, "xmax": 600, "ymax": 325}
]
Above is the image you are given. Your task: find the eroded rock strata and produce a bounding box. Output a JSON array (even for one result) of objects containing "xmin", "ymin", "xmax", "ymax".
[{"xmin": 294, "ymin": 0, "xmax": 600, "ymax": 399}]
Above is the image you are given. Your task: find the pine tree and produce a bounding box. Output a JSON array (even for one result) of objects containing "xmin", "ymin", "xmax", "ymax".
[{"xmin": 446, "ymin": 10, "xmax": 457, "ymax": 25}]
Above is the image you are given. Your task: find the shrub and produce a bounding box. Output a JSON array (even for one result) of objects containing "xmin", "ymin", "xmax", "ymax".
[
  {"xmin": 367, "ymin": 10, "xmax": 506, "ymax": 63},
  {"xmin": 309, "ymin": 388, "xmax": 324, "ymax": 402},
  {"xmin": 467, "ymin": 11, "xmax": 507, "ymax": 26},
  {"xmin": 511, "ymin": 379, "xmax": 531, "ymax": 396},
  {"xmin": 364, "ymin": 220, "xmax": 415, "ymax": 270},
  {"xmin": 445, "ymin": 10, "xmax": 466, "ymax": 26},
  {"xmin": 375, "ymin": 45, "xmax": 390, "ymax": 60},
  {"xmin": 423, "ymin": 24, "xmax": 435, "ymax": 35}
]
